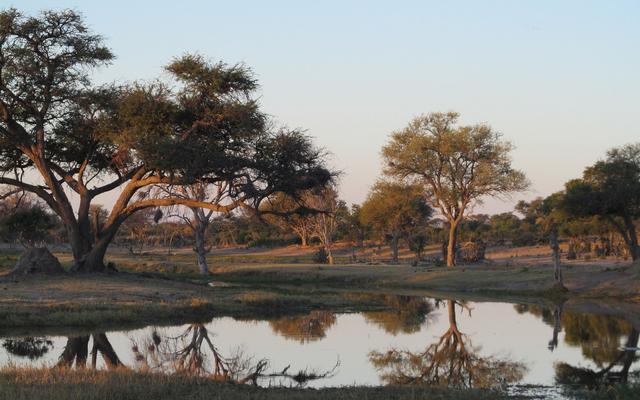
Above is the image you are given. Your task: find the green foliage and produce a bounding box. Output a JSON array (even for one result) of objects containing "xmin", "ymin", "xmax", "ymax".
[
  {"xmin": 0, "ymin": 206, "xmax": 58, "ymax": 246},
  {"xmin": 382, "ymin": 112, "xmax": 529, "ymax": 219},
  {"xmin": 0, "ymin": 8, "xmax": 332, "ymax": 270},
  {"xmin": 564, "ymin": 144, "xmax": 640, "ymax": 220},
  {"xmin": 561, "ymin": 144, "xmax": 640, "ymax": 259},
  {"xmin": 360, "ymin": 181, "xmax": 432, "ymax": 256}
]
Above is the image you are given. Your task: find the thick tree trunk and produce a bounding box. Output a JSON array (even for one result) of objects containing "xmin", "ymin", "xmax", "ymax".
[
  {"xmin": 300, "ymin": 234, "xmax": 308, "ymax": 247},
  {"xmin": 192, "ymin": 217, "xmax": 210, "ymax": 275},
  {"xmin": 188, "ymin": 207, "xmax": 213, "ymax": 275},
  {"xmin": 91, "ymin": 333, "xmax": 123, "ymax": 369},
  {"xmin": 446, "ymin": 222, "xmax": 459, "ymax": 267},
  {"xmin": 69, "ymin": 239, "xmax": 111, "ymax": 273},
  {"xmin": 57, "ymin": 336, "xmax": 90, "ymax": 368},
  {"xmin": 196, "ymin": 251, "xmax": 209, "ymax": 275}
]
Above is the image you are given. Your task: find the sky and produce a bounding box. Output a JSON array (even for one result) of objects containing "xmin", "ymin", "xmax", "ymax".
[{"xmin": 8, "ymin": 0, "xmax": 640, "ymax": 214}]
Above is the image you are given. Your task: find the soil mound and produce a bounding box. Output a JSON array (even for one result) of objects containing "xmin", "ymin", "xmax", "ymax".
[{"xmin": 12, "ymin": 247, "xmax": 65, "ymax": 275}]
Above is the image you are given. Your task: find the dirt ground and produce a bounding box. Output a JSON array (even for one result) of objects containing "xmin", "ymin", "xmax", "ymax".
[{"xmin": 1, "ymin": 243, "xmax": 639, "ymax": 334}]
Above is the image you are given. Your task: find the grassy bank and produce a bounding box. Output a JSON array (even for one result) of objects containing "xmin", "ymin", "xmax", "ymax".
[
  {"xmin": 2, "ymin": 245, "xmax": 640, "ymax": 332},
  {"xmin": 0, "ymin": 273, "xmax": 400, "ymax": 335},
  {"xmin": 0, "ymin": 368, "xmax": 523, "ymax": 400},
  {"xmin": 1, "ymin": 368, "xmax": 637, "ymax": 400},
  {"xmin": 207, "ymin": 262, "xmax": 640, "ymax": 300}
]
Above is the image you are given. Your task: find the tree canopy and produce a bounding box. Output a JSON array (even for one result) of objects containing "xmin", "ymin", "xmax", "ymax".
[
  {"xmin": 0, "ymin": 8, "xmax": 332, "ymax": 271},
  {"xmin": 360, "ymin": 181, "xmax": 432, "ymax": 261},
  {"xmin": 382, "ymin": 112, "xmax": 528, "ymax": 266},
  {"xmin": 562, "ymin": 144, "xmax": 640, "ymax": 261}
]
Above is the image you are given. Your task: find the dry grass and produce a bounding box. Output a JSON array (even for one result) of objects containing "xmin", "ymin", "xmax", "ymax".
[
  {"xmin": 0, "ymin": 273, "xmax": 396, "ymax": 334},
  {"xmin": 0, "ymin": 367, "xmax": 524, "ymax": 400}
]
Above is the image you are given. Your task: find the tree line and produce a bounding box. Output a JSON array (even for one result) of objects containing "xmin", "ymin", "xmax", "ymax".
[{"xmin": 0, "ymin": 8, "xmax": 638, "ymax": 279}]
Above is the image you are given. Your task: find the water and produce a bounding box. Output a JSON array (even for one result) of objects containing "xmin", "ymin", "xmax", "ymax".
[{"xmin": 1, "ymin": 297, "xmax": 638, "ymax": 398}]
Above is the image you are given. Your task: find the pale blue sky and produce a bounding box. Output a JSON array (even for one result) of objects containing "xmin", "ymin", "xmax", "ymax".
[{"xmin": 9, "ymin": 1, "xmax": 640, "ymax": 213}]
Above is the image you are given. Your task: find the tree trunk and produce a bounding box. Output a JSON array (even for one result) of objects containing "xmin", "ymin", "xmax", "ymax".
[
  {"xmin": 391, "ymin": 231, "xmax": 399, "ymax": 263},
  {"xmin": 57, "ymin": 336, "xmax": 90, "ymax": 368},
  {"xmin": 91, "ymin": 333, "xmax": 123, "ymax": 369},
  {"xmin": 69, "ymin": 238, "xmax": 111, "ymax": 273},
  {"xmin": 548, "ymin": 303, "xmax": 563, "ymax": 351},
  {"xmin": 194, "ymin": 228, "xmax": 209, "ymax": 274},
  {"xmin": 326, "ymin": 246, "xmax": 334, "ymax": 265},
  {"xmin": 447, "ymin": 300, "xmax": 459, "ymax": 333},
  {"xmin": 193, "ymin": 222, "xmax": 210, "ymax": 275},
  {"xmin": 550, "ymin": 227, "xmax": 563, "ymax": 285},
  {"xmin": 623, "ymin": 215, "xmax": 640, "ymax": 261},
  {"xmin": 446, "ymin": 221, "xmax": 459, "ymax": 267},
  {"xmin": 619, "ymin": 328, "xmax": 639, "ymax": 383},
  {"xmin": 300, "ymin": 234, "xmax": 308, "ymax": 247}
]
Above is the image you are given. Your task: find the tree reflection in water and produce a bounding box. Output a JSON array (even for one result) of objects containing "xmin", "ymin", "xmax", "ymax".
[
  {"xmin": 131, "ymin": 324, "xmax": 338, "ymax": 386},
  {"xmin": 57, "ymin": 333, "xmax": 123, "ymax": 369},
  {"xmin": 269, "ymin": 311, "xmax": 337, "ymax": 343},
  {"xmin": 2, "ymin": 337, "xmax": 53, "ymax": 360},
  {"xmin": 514, "ymin": 303, "xmax": 640, "ymax": 389},
  {"xmin": 369, "ymin": 300, "xmax": 526, "ymax": 389},
  {"xmin": 363, "ymin": 295, "xmax": 434, "ymax": 335}
]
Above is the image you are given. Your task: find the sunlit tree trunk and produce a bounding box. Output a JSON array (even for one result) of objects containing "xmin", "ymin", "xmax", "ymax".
[
  {"xmin": 446, "ymin": 221, "xmax": 459, "ymax": 267},
  {"xmin": 391, "ymin": 231, "xmax": 400, "ymax": 262}
]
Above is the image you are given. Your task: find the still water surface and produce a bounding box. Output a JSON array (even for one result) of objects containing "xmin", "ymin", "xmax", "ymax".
[{"xmin": 1, "ymin": 297, "xmax": 637, "ymax": 398}]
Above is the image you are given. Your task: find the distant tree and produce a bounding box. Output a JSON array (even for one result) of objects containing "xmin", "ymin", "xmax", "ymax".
[
  {"xmin": 360, "ymin": 181, "xmax": 432, "ymax": 262},
  {"xmin": 342, "ymin": 204, "xmax": 369, "ymax": 261},
  {"xmin": 488, "ymin": 212, "xmax": 522, "ymax": 245},
  {"xmin": 159, "ymin": 182, "xmax": 228, "ymax": 275},
  {"xmin": 383, "ymin": 112, "xmax": 528, "ymax": 267},
  {"xmin": 562, "ymin": 144, "xmax": 640, "ymax": 261},
  {"xmin": 457, "ymin": 214, "xmax": 490, "ymax": 244},
  {"xmin": 306, "ymin": 186, "xmax": 344, "ymax": 265},
  {"xmin": 119, "ymin": 208, "xmax": 158, "ymax": 255},
  {"xmin": 521, "ymin": 194, "xmax": 567, "ymax": 286},
  {"xmin": 261, "ymin": 192, "xmax": 315, "ymax": 247}
]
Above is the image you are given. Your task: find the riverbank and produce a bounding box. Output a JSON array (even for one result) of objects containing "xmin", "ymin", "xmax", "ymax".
[
  {"xmin": 1, "ymin": 262, "xmax": 639, "ymax": 334},
  {"xmin": 0, "ymin": 368, "xmax": 636, "ymax": 400}
]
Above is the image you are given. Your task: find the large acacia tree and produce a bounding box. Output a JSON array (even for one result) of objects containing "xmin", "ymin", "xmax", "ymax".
[
  {"xmin": 383, "ymin": 112, "xmax": 528, "ymax": 267},
  {"xmin": 0, "ymin": 9, "xmax": 331, "ymax": 272}
]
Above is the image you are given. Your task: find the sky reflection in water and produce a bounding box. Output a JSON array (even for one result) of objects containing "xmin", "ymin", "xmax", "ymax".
[{"xmin": 1, "ymin": 297, "xmax": 637, "ymax": 394}]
